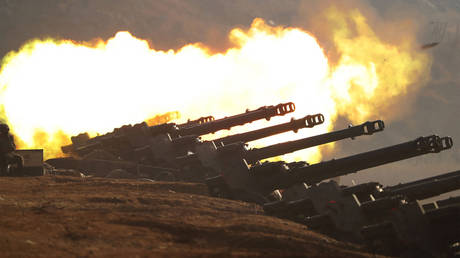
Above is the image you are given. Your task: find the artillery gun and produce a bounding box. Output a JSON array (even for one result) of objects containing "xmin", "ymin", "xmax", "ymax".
[
  {"xmin": 327, "ymin": 169, "xmax": 460, "ymax": 204},
  {"xmin": 263, "ymin": 165, "xmax": 458, "ymax": 244},
  {"xmin": 373, "ymin": 169, "xmax": 460, "ymax": 201},
  {"xmin": 212, "ymin": 114, "xmax": 324, "ymax": 146},
  {"xmin": 142, "ymin": 113, "xmax": 325, "ymax": 182},
  {"xmin": 50, "ymin": 103, "xmax": 300, "ymax": 179},
  {"xmin": 423, "ymin": 195, "xmax": 460, "ymax": 211},
  {"xmin": 206, "ymin": 134, "xmax": 452, "ymax": 204},
  {"xmin": 361, "ymin": 199, "xmax": 460, "ymax": 257},
  {"xmin": 176, "ymin": 116, "xmax": 215, "ymax": 129},
  {"xmin": 195, "ymin": 120, "xmax": 384, "ymax": 201},
  {"xmin": 61, "ymin": 102, "xmax": 296, "ymax": 159},
  {"xmin": 47, "ymin": 113, "xmax": 324, "ymax": 181},
  {"xmin": 61, "ymin": 115, "xmax": 218, "ymax": 156},
  {"xmin": 241, "ymin": 120, "xmax": 384, "ymax": 165},
  {"xmin": 46, "ymin": 156, "xmax": 180, "ymax": 179},
  {"xmin": 150, "ymin": 113, "xmax": 325, "ymax": 169},
  {"xmin": 261, "ymin": 159, "xmax": 457, "ymax": 257}
]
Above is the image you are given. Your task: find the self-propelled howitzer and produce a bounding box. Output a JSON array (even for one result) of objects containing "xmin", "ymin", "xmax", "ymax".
[
  {"xmin": 276, "ymin": 135, "xmax": 453, "ymax": 190},
  {"xmin": 148, "ymin": 113, "xmax": 323, "ymax": 172},
  {"xmin": 266, "ymin": 170, "xmax": 460, "ymax": 222},
  {"xmin": 209, "ymin": 120, "xmax": 385, "ymax": 167},
  {"xmin": 207, "ymin": 135, "xmax": 452, "ymax": 202},
  {"xmin": 62, "ymin": 115, "xmax": 218, "ymax": 155},
  {"xmin": 182, "ymin": 120, "xmax": 384, "ymax": 190},
  {"xmin": 361, "ymin": 199, "xmax": 460, "ymax": 257},
  {"xmin": 263, "ymin": 168, "xmax": 459, "ymax": 245},
  {"xmin": 62, "ymin": 102, "xmax": 295, "ymax": 158},
  {"xmin": 338, "ymin": 169, "xmax": 460, "ymax": 204},
  {"xmin": 374, "ymin": 169, "xmax": 460, "ymax": 201}
]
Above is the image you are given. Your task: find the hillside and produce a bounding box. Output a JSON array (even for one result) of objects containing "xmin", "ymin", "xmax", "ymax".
[{"xmin": 0, "ymin": 175, "xmax": 380, "ymax": 257}]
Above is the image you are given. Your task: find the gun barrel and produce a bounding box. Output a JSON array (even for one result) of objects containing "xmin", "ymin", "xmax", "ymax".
[
  {"xmin": 62, "ymin": 122, "xmax": 150, "ymax": 155},
  {"xmin": 422, "ymin": 196, "xmax": 460, "ymax": 212},
  {"xmin": 177, "ymin": 116, "xmax": 215, "ymax": 129},
  {"xmin": 380, "ymin": 170, "xmax": 460, "ymax": 201},
  {"xmin": 177, "ymin": 102, "xmax": 296, "ymax": 136},
  {"xmin": 279, "ymin": 135, "xmax": 453, "ymax": 189},
  {"xmin": 436, "ymin": 196, "xmax": 460, "ymax": 208},
  {"xmin": 244, "ymin": 120, "xmax": 385, "ymax": 164},
  {"xmin": 213, "ymin": 114, "xmax": 324, "ymax": 145}
]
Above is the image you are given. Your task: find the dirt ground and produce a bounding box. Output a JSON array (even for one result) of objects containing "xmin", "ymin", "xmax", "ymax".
[{"xmin": 0, "ymin": 175, "xmax": 383, "ymax": 257}]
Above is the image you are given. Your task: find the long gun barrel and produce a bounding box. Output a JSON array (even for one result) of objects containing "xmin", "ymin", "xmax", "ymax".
[
  {"xmin": 243, "ymin": 120, "xmax": 384, "ymax": 164},
  {"xmin": 69, "ymin": 116, "xmax": 215, "ymax": 153},
  {"xmin": 213, "ymin": 114, "xmax": 324, "ymax": 145},
  {"xmin": 424, "ymin": 196, "xmax": 460, "ymax": 211},
  {"xmin": 278, "ymin": 135, "xmax": 453, "ymax": 189},
  {"xmin": 436, "ymin": 196, "xmax": 460, "ymax": 208},
  {"xmin": 176, "ymin": 102, "xmax": 295, "ymax": 136},
  {"xmin": 62, "ymin": 121, "xmax": 151, "ymax": 155},
  {"xmin": 63, "ymin": 102, "xmax": 295, "ymax": 156},
  {"xmin": 377, "ymin": 170, "xmax": 460, "ymax": 201},
  {"xmin": 177, "ymin": 116, "xmax": 215, "ymax": 129}
]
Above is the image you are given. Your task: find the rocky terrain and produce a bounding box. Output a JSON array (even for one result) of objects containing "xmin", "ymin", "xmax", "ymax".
[{"xmin": 0, "ymin": 175, "xmax": 383, "ymax": 257}]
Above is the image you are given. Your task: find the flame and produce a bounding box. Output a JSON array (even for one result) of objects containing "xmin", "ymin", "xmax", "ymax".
[
  {"xmin": 0, "ymin": 9, "xmax": 430, "ymax": 162},
  {"xmin": 146, "ymin": 111, "xmax": 181, "ymax": 126}
]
